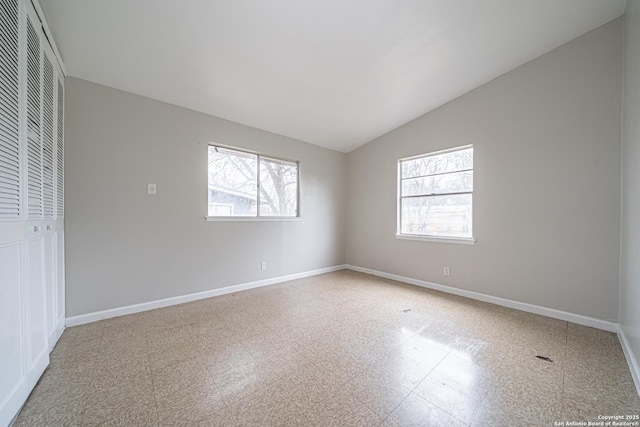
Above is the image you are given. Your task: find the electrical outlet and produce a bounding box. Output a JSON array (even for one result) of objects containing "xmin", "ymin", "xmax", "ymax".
[
  {"xmin": 147, "ymin": 183, "xmax": 157, "ymax": 195},
  {"xmin": 261, "ymin": 261, "xmax": 267, "ymax": 270},
  {"xmin": 443, "ymin": 266, "xmax": 450, "ymax": 276}
]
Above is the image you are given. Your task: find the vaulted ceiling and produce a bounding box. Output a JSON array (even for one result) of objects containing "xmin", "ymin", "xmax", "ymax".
[{"xmin": 40, "ymin": 0, "xmax": 626, "ymax": 152}]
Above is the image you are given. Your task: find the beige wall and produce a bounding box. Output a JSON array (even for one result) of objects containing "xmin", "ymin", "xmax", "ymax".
[
  {"xmin": 346, "ymin": 19, "xmax": 623, "ymax": 321},
  {"xmin": 64, "ymin": 78, "xmax": 346, "ymax": 316},
  {"xmin": 621, "ymin": 0, "xmax": 640, "ymax": 379}
]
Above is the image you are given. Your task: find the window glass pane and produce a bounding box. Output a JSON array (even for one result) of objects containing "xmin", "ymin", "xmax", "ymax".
[
  {"xmin": 401, "ymin": 147, "xmax": 473, "ymax": 179},
  {"xmin": 259, "ymin": 157, "xmax": 298, "ymax": 217},
  {"xmin": 402, "ymin": 170, "xmax": 473, "ymax": 196},
  {"xmin": 401, "ymin": 194, "xmax": 472, "ymax": 238},
  {"xmin": 208, "ymin": 146, "xmax": 258, "ymax": 216}
]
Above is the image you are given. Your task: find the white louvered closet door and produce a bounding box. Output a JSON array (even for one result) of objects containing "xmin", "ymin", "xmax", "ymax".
[
  {"xmin": 0, "ymin": 0, "xmax": 25, "ymax": 423},
  {"xmin": 42, "ymin": 48, "xmax": 56, "ymax": 342},
  {"xmin": 55, "ymin": 76, "xmax": 65, "ymax": 331},
  {"xmin": 41, "ymin": 42, "xmax": 65, "ymax": 347},
  {"xmin": 24, "ymin": 7, "xmax": 48, "ymax": 375},
  {"xmin": 0, "ymin": 0, "xmax": 65, "ymax": 426},
  {"xmin": 0, "ymin": 0, "xmax": 65, "ymax": 424}
]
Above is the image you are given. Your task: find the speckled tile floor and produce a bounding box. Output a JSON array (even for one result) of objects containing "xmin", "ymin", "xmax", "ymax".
[{"xmin": 14, "ymin": 270, "xmax": 640, "ymax": 426}]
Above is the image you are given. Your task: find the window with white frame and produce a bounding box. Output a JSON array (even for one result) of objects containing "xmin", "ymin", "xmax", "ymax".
[
  {"xmin": 398, "ymin": 145, "xmax": 473, "ymax": 241},
  {"xmin": 207, "ymin": 145, "xmax": 299, "ymax": 218}
]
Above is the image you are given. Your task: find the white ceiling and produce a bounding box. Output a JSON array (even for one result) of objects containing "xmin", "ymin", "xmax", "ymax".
[{"xmin": 40, "ymin": 0, "xmax": 626, "ymax": 153}]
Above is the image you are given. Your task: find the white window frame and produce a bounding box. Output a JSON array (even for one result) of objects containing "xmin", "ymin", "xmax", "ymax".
[
  {"xmin": 206, "ymin": 144, "xmax": 301, "ymax": 221},
  {"xmin": 396, "ymin": 145, "xmax": 475, "ymax": 245}
]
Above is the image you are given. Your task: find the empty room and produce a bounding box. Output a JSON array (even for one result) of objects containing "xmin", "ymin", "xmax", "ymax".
[{"xmin": 2, "ymin": 0, "xmax": 640, "ymax": 425}]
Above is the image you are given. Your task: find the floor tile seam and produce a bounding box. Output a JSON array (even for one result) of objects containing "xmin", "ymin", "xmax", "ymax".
[
  {"xmin": 85, "ymin": 323, "xmax": 107, "ymax": 387},
  {"xmin": 284, "ymin": 390, "xmax": 332, "ymax": 424},
  {"xmin": 371, "ymin": 366, "xmax": 417, "ymax": 390},
  {"xmin": 192, "ymin": 334, "xmax": 241, "ymax": 353},
  {"xmin": 204, "ymin": 356, "xmax": 273, "ymax": 411},
  {"xmin": 148, "ymin": 319, "xmax": 204, "ymax": 339},
  {"xmin": 414, "ymin": 374, "xmax": 491, "ymax": 426},
  {"xmin": 192, "ymin": 347, "xmax": 245, "ymax": 375},
  {"xmin": 560, "ymin": 390, "xmax": 568, "ymax": 420},
  {"xmin": 90, "ymin": 359, "xmax": 154, "ymax": 392},
  {"xmin": 79, "ymin": 408, "xmax": 92, "ymax": 427},
  {"xmin": 190, "ymin": 363, "xmax": 235, "ymax": 425},
  {"xmin": 347, "ymin": 377, "xmax": 411, "ymax": 423},
  {"xmin": 148, "ymin": 332, "xmax": 200, "ymax": 355},
  {"xmin": 75, "ymin": 345, "xmax": 102, "ymax": 379},
  {"xmin": 362, "ymin": 346, "xmax": 397, "ymax": 368},
  {"xmin": 246, "ymin": 359, "xmax": 292, "ymax": 389},
  {"xmin": 143, "ymin": 322, "xmax": 160, "ymax": 427},
  {"xmin": 247, "ymin": 345, "xmax": 306, "ymax": 368},
  {"xmin": 20, "ymin": 392, "xmax": 88, "ymax": 425},
  {"xmin": 427, "ymin": 362, "xmax": 496, "ymax": 394},
  {"xmin": 467, "ymin": 400, "xmax": 484, "ymax": 427},
  {"xmin": 94, "ymin": 321, "xmax": 107, "ymax": 343},
  {"xmin": 485, "ymin": 374, "xmax": 567, "ymax": 412},
  {"xmin": 291, "ymin": 386, "xmax": 367, "ymax": 424},
  {"xmin": 216, "ymin": 389, "xmax": 239, "ymax": 412},
  {"xmin": 496, "ymin": 342, "xmax": 514, "ymax": 372},
  {"xmin": 380, "ymin": 316, "xmax": 421, "ymax": 338},
  {"xmin": 95, "ymin": 343, "xmax": 151, "ymax": 365},
  {"xmin": 468, "ymin": 396, "xmax": 516, "ymax": 427},
  {"xmin": 560, "ymin": 317, "xmax": 568, "ymax": 417},
  {"xmin": 467, "ymin": 388, "xmax": 492, "ymax": 427},
  {"xmin": 353, "ymin": 399, "xmax": 387, "ymax": 427},
  {"xmin": 89, "ymin": 342, "xmax": 153, "ymax": 378},
  {"xmin": 413, "ymin": 390, "xmax": 473, "ymax": 426},
  {"xmin": 474, "ymin": 396, "xmax": 562, "ymax": 425},
  {"xmin": 412, "ymin": 357, "xmax": 442, "ymax": 390},
  {"xmin": 401, "ymin": 345, "xmax": 452, "ymax": 374},
  {"xmin": 405, "ymin": 365, "xmax": 436, "ymax": 393},
  {"xmin": 145, "ymin": 322, "xmax": 195, "ymax": 342},
  {"xmin": 152, "ymin": 382, "xmax": 200, "ymax": 414},
  {"xmin": 153, "ymin": 350, "xmax": 210, "ymax": 386}
]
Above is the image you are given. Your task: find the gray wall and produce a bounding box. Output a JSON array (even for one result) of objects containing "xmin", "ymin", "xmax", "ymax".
[
  {"xmin": 621, "ymin": 0, "xmax": 640, "ymax": 379},
  {"xmin": 346, "ymin": 19, "xmax": 622, "ymax": 321},
  {"xmin": 64, "ymin": 78, "xmax": 346, "ymax": 316},
  {"xmin": 66, "ymin": 18, "xmax": 626, "ymax": 323}
]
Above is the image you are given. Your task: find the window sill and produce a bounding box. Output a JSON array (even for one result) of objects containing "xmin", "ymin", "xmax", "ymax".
[
  {"xmin": 395, "ymin": 234, "xmax": 476, "ymax": 245},
  {"xmin": 206, "ymin": 216, "xmax": 302, "ymax": 222}
]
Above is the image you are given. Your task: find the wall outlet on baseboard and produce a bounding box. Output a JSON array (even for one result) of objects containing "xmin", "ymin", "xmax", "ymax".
[
  {"xmin": 443, "ymin": 266, "xmax": 450, "ymax": 276},
  {"xmin": 261, "ymin": 261, "xmax": 267, "ymax": 270}
]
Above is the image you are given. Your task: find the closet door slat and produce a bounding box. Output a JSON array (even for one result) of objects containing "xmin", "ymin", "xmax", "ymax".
[
  {"xmin": 0, "ymin": 0, "xmax": 20, "ymax": 219},
  {"xmin": 42, "ymin": 54, "xmax": 54, "ymax": 218},
  {"xmin": 26, "ymin": 16, "xmax": 42, "ymax": 219},
  {"xmin": 56, "ymin": 79, "xmax": 63, "ymax": 218}
]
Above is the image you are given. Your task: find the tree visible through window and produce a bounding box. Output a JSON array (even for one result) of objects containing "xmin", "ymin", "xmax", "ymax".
[
  {"xmin": 208, "ymin": 145, "xmax": 299, "ymax": 217},
  {"xmin": 398, "ymin": 146, "xmax": 473, "ymax": 239}
]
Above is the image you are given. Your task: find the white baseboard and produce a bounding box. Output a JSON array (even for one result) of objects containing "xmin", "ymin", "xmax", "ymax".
[
  {"xmin": 63, "ymin": 262, "xmax": 639, "ymax": 397},
  {"xmin": 345, "ymin": 264, "xmax": 619, "ymax": 333},
  {"xmin": 66, "ymin": 265, "xmax": 347, "ymax": 327},
  {"xmin": 618, "ymin": 326, "xmax": 640, "ymax": 397}
]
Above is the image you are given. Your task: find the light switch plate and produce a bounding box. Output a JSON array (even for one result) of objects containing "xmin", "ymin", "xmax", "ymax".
[{"xmin": 147, "ymin": 183, "xmax": 157, "ymax": 195}]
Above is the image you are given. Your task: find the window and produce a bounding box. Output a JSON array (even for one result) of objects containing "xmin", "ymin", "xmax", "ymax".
[
  {"xmin": 207, "ymin": 145, "xmax": 299, "ymax": 218},
  {"xmin": 398, "ymin": 145, "xmax": 473, "ymax": 242}
]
